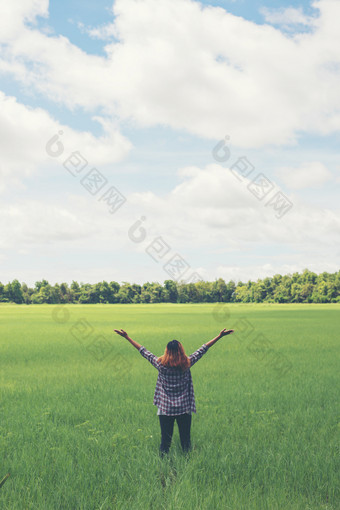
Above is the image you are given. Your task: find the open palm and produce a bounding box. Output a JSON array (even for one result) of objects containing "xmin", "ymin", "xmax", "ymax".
[
  {"xmin": 114, "ymin": 329, "xmax": 128, "ymax": 338},
  {"xmin": 220, "ymin": 328, "xmax": 234, "ymax": 337}
]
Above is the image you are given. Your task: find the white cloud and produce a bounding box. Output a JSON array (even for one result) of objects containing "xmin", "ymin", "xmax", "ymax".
[
  {"xmin": 2, "ymin": 162, "xmax": 339, "ymax": 252},
  {"xmin": 1, "ymin": 162, "xmax": 339, "ymax": 284},
  {"xmin": 80, "ymin": 21, "xmax": 117, "ymax": 41},
  {"xmin": 0, "ymin": 91, "xmax": 132, "ymax": 192},
  {"xmin": 260, "ymin": 6, "xmax": 316, "ymax": 29},
  {"xmin": 159, "ymin": 165, "xmax": 340, "ymax": 247},
  {"xmin": 0, "ymin": 200, "xmax": 97, "ymax": 250},
  {"xmin": 0, "ymin": 0, "xmax": 48, "ymax": 40},
  {"xmin": 275, "ymin": 161, "xmax": 332, "ymax": 189},
  {"xmin": 1, "ymin": 0, "xmax": 340, "ymax": 147}
]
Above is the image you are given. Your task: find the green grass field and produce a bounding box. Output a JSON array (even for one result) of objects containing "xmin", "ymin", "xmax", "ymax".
[{"xmin": 0, "ymin": 303, "xmax": 339, "ymax": 509}]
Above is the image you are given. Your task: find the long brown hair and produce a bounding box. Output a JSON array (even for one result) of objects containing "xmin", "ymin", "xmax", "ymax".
[{"xmin": 157, "ymin": 340, "xmax": 191, "ymax": 372}]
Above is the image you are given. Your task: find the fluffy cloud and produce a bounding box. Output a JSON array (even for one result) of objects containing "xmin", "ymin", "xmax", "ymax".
[
  {"xmin": 0, "ymin": 200, "xmax": 97, "ymax": 249},
  {"xmin": 2, "ymin": 162, "xmax": 339, "ymax": 251},
  {"xmin": 0, "ymin": 0, "xmax": 49, "ymax": 40},
  {"xmin": 1, "ymin": 0, "xmax": 340, "ymax": 147},
  {"xmin": 1, "ymin": 162, "xmax": 339, "ymax": 284},
  {"xmin": 260, "ymin": 6, "xmax": 316, "ymax": 29},
  {"xmin": 135, "ymin": 164, "xmax": 340, "ymax": 247},
  {"xmin": 0, "ymin": 91, "xmax": 131, "ymax": 192},
  {"xmin": 275, "ymin": 161, "xmax": 332, "ymax": 189}
]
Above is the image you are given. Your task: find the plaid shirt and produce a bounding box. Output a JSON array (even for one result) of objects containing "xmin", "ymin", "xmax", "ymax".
[{"xmin": 138, "ymin": 343, "xmax": 209, "ymax": 415}]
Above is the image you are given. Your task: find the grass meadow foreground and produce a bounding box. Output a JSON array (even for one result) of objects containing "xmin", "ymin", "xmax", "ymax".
[{"xmin": 0, "ymin": 303, "xmax": 339, "ymax": 509}]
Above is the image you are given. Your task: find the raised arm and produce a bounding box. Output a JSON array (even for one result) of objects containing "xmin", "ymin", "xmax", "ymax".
[
  {"xmin": 114, "ymin": 329, "xmax": 142, "ymax": 350},
  {"xmin": 189, "ymin": 328, "xmax": 234, "ymax": 367},
  {"xmin": 114, "ymin": 329, "xmax": 160, "ymax": 369},
  {"xmin": 205, "ymin": 328, "xmax": 234, "ymax": 348}
]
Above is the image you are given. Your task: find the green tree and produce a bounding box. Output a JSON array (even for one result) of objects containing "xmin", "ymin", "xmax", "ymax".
[
  {"xmin": 87, "ymin": 284, "xmax": 100, "ymax": 304},
  {"xmin": 97, "ymin": 281, "xmax": 112, "ymax": 303},
  {"xmin": 195, "ymin": 281, "xmax": 213, "ymax": 302},
  {"xmin": 37, "ymin": 282, "xmax": 54, "ymax": 304},
  {"xmin": 34, "ymin": 280, "xmax": 50, "ymax": 293},
  {"xmin": 52, "ymin": 284, "xmax": 63, "ymax": 304},
  {"xmin": 327, "ymin": 282, "xmax": 338, "ymax": 302},
  {"xmin": 273, "ymin": 284, "xmax": 290, "ymax": 303},
  {"xmin": 177, "ymin": 283, "xmax": 189, "ymax": 303},
  {"xmin": 187, "ymin": 283, "xmax": 199, "ymax": 303},
  {"xmin": 272, "ymin": 274, "xmax": 282, "ymax": 285},
  {"xmin": 213, "ymin": 278, "xmax": 228, "ymax": 302},
  {"xmin": 145, "ymin": 282, "xmax": 163, "ymax": 303},
  {"xmin": 262, "ymin": 277, "xmax": 274, "ymax": 302},
  {"xmin": 225, "ymin": 280, "xmax": 236, "ymax": 302},
  {"xmin": 5, "ymin": 280, "xmax": 24, "ymax": 304},
  {"xmin": 70, "ymin": 281, "xmax": 81, "ymax": 302},
  {"xmin": 253, "ymin": 281, "xmax": 267, "ymax": 303},
  {"xmin": 291, "ymin": 283, "xmax": 303, "ymax": 303},
  {"xmin": 59, "ymin": 283, "xmax": 72, "ymax": 303},
  {"xmin": 78, "ymin": 284, "xmax": 91, "ymax": 304},
  {"xmin": 0, "ymin": 282, "xmax": 5, "ymax": 302},
  {"xmin": 21, "ymin": 283, "xmax": 32, "ymax": 304},
  {"xmin": 301, "ymin": 269, "xmax": 317, "ymax": 285},
  {"xmin": 109, "ymin": 281, "xmax": 120, "ymax": 303},
  {"xmin": 164, "ymin": 280, "xmax": 178, "ymax": 303},
  {"xmin": 140, "ymin": 286, "xmax": 151, "ymax": 303},
  {"xmin": 312, "ymin": 280, "xmax": 328, "ymax": 303},
  {"xmin": 117, "ymin": 283, "xmax": 137, "ymax": 303},
  {"xmin": 301, "ymin": 283, "xmax": 314, "ymax": 302},
  {"xmin": 235, "ymin": 284, "xmax": 250, "ymax": 303}
]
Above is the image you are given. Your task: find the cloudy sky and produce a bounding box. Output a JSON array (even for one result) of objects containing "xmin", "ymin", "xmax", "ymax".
[{"xmin": 0, "ymin": 0, "xmax": 339, "ymax": 286}]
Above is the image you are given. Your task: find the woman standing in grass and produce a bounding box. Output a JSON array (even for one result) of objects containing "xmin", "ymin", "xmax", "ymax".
[{"xmin": 114, "ymin": 328, "xmax": 234, "ymax": 456}]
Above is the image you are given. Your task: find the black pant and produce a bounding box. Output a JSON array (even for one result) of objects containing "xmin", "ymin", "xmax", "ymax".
[{"xmin": 158, "ymin": 413, "xmax": 192, "ymax": 455}]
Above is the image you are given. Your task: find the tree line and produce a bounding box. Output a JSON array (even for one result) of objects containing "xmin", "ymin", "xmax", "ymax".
[{"xmin": 1, "ymin": 269, "xmax": 339, "ymax": 304}]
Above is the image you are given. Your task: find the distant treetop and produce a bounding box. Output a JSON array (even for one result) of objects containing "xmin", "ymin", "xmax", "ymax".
[{"xmin": 1, "ymin": 269, "xmax": 339, "ymax": 304}]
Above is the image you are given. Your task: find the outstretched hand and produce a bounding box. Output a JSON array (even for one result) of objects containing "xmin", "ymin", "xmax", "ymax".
[
  {"xmin": 219, "ymin": 328, "xmax": 234, "ymax": 337},
  {"xmin": 114, "ymin": 329, "xmax": 128, "ymax": 338}
]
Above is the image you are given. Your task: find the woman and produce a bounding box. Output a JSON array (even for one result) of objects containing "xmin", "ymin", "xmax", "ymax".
[{"xmin": 114, "ymin": 327, "xmax": 234, "ymax": 456}]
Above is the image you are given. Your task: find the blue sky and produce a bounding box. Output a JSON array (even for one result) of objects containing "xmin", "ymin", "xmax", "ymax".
[{"xmin": 0, "ymin": 0, "xmax": 339, "ymax": 286}]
